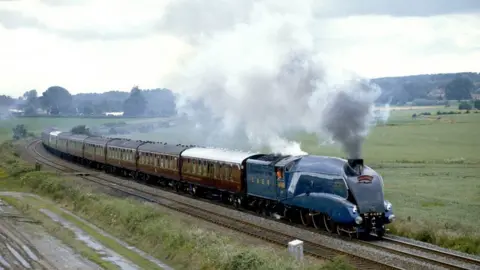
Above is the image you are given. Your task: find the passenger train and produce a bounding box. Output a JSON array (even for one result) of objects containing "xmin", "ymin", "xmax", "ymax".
[{"xmin": 41, "ymin": 127, "xmax": 395, "ymax": 238}]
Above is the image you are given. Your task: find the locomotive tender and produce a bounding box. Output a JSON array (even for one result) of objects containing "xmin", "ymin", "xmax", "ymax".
[{"xmin": 41, "ymin": 127, "xmax": 395, "ymax": 238}]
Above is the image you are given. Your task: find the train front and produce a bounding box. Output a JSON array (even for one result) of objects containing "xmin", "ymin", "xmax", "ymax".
[{"xmin": 343, "ymin": 158, "xmax": 395, "ymax": 237}]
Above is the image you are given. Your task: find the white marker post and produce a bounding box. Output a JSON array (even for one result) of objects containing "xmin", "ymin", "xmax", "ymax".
[{"xmin": 288, "ymin": 239, "xmax": 304, "ymax": 261}]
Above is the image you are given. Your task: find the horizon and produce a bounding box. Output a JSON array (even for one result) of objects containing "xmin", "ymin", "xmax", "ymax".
[{"xmin": 2, "ymin": 71, "xmax": 479, "ymax": 99}]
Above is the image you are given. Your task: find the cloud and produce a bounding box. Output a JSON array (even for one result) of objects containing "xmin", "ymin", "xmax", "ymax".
[
  {"xmin": 313, "ymin": 0, "xmax": 480, "ymax": 17},
  {"xmin": 0, "ymin": 0, "xmax": 479, "ymax": 98}
]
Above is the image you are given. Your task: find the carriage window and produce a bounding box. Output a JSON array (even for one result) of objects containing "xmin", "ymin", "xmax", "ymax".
[
  {"xmin": 197, "ymin": 160, "xmax": 202, "ymax": 175},
  {"xmin": 192, "ymin": 160, "xmax": 197, "ymax": 174}
]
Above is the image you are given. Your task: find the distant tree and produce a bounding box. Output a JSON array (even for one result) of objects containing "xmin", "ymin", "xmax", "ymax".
[
  {"xmin": 123, "ymin": 86, "xmax": 147, "ymax": 117},
  {"xmin": 40, "ymin": 86, "xmax": 73, "ymax": 114},
  {"xmin": 458, "ymin": 101, "xmax": 472, "ymax": 110},
  {"xmin": 83, "ymin": 105, "xmax": 94, "ymax": 115},
  {"xmin": 474, "ymin": 100, "xmax": 480, "ymax": 110},
  {"xmin": 445, "ymin": 77, "xmax": 474, "ymax": 100},
  {"xmin": 0, "ymin": 95, "xmax": 15, "ymax": 107},
  {"xmin": 21, "ymin": 90, "xmax": 39, "ymax": 115}
]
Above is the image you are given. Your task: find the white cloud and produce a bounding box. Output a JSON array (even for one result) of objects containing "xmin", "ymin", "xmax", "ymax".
[{"xmin": 0, "ymin": 0, "xmax": 479, "ymax": 97}]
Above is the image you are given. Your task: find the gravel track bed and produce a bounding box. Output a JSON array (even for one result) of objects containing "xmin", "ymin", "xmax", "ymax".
[
  {"xmin": 366, "ymin": 239, "xmax": 480, "ymax": 270},
  {"xmin": 386, "ymin": 234, "xmax": 480, "ymax": 262},
  {"xmin": 26, "ymin": 140, "xmax": 458, "ymax": 269}
]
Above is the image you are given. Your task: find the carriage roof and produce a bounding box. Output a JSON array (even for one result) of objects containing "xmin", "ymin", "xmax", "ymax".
[
  {"xmin": 106, "ymin": 138, "xmax": 144, "ymax": 149},
  {"xmin": 84, "ymin": 136, "xmax": 111, "ymax": 145},
  {"xmin": 57, "ymin": 132, "xmax": 73, "ymax": 139},
  {"xmin": 138, "ymin": 142, "xmax": 191, "ymax": 156},
  {"xmin": 68, "ymin": 134, "xmax": 91, "ymax": 142},
  {"xmin": 49, "ymin": 130, "xmax": 62, "ymax": 136},
  {"xmin": 181, "ymin": 147, "xmax": 259, "ymax": 164}
]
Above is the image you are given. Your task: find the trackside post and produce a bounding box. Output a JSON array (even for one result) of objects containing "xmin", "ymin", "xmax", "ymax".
[{"xmin": 288, "ymin": 239, "xmax": 304, "ymax": 261}]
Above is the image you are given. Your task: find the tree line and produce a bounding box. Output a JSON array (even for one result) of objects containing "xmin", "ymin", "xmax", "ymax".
[
  {"xmin": 2, "ymin": 72, "xmax": 479, "ymax": 117},
  {"xmin": 373, "ymin": 72, "xmax": 480, "ymax": 105},
  {"xmin": 11, "ymin": 85, "xmax": 176, "ymax": 117}
]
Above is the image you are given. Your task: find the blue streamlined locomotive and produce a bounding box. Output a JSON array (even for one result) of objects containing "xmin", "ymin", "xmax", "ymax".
[{"xmin": 41, "ymin": 128, "xmax": 395, "ymax": 238}]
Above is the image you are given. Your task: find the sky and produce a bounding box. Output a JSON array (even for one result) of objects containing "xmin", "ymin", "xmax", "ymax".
[{"xmin": 0, "ymin": 0, "xmax": 479, "ymax": 97}]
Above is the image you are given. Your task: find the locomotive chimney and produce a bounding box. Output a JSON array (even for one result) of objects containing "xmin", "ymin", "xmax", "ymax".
[{"xmin": 347, "ymin": 158, "xmax": 364, "ymax": 175}]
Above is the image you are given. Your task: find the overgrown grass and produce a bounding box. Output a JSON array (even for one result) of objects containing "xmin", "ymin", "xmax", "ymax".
[{"xmin": 0, "ymin": 142, "xmax": 353, "ymax": 270}]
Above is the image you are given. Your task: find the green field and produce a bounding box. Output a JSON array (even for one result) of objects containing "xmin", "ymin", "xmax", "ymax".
[
  {"xmin": 0, "ymin": 116, "xmax": 156, "ymax": 142},
  {"xmin": 299, "ymin": 107, "xmax": 480, "ymax": 253},
  {"xmin": 1, "ymin": 106, "xmax": 479, "ymax": 254}
]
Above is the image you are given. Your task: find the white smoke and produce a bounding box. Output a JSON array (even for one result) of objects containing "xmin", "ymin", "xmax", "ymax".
[{"xmin": 163, "ymin": 0, "xmax": 384, "ymax": 157}]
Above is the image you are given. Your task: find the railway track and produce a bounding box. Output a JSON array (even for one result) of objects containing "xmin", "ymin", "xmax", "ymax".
[
  {"xmin": 25, "ymin": 140, "xmax": 399, "ymax": 270},
  {"xmin": 25, "ymin": 139, "xmax": 480, "ymax": 269},
  {"xmin": 364, "ymin": 237, "xmax": 480, "ymax": 270}
]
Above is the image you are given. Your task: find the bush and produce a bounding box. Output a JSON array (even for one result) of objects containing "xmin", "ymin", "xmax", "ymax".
[
  {"xmin": 12, "ymin": 124, "xmax": 28, "ymax": 140},
  {"xmin": 458, "ymin": 102, "xmax": 472, "ymax": 110},
  {"xmin": 474, "ymin": 100, "xmax": 480, "ymax": 110},
  {"xmin": 71, "ymin": 125, "xmax": 91, "ymax": 135}
]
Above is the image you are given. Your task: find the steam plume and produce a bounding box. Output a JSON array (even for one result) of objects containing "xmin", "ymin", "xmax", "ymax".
[{"xmin": 163, "ymin": 0, "xmax": 383, "ymax": 158}]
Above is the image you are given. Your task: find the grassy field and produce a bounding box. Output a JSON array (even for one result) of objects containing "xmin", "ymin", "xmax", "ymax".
[
  {"xmin": 298, "ymin": 107, "xmax": 480, "ymax": 254},
  {"xmin": 0, "ymin": 106, "xmax": 479, "ymax": 255}
]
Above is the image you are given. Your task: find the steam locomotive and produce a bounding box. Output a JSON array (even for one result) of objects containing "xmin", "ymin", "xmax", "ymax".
[{"xmin": 41, "ymin": 127, "xmax": 395, "ymax": 238}]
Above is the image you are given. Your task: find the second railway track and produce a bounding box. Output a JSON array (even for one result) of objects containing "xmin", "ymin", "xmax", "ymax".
[{"xmin": 25, "ymin": 139, "xmax": 480, "ymax": 270}]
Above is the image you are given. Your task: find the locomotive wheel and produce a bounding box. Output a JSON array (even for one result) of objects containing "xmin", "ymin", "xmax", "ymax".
[
  {"xmin": 174, "ymin": 182, "xmax": 180, "ymax": 192},
  {"xmin": 323, "ymin": 214, "xmax": 336, "ymax": 233},
  {"xmin": 300, "ymin": 210, "xmax": 312, "ymax": 226},
  {"xmin": 311, "ymin": 213, "xmax": 322, "ymax": 229}
]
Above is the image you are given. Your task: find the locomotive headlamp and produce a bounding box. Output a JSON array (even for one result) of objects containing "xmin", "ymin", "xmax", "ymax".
[
  {"xmin": 384, "ymin": 201, "xmax": 392, "ymax": 211},
  {"xmin": 352, "ymin": 205, "xmax": 357, "ymax": 214},
  {"xmin": 388, "ymin": 214, "xmax": 396, "ymax": 222},
  {"xmin": 355, "ymin": 216, "xmax": 363, "ymax": 224}
]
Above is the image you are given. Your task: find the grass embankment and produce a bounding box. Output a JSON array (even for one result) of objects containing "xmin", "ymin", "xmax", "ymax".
[
  {"xmin": 0, "ymin": 142, "xmax": 352, "ymax": 270},
  {"xmin": 299, "ymin": 108, "xmax": 480, "ymax": 255}
]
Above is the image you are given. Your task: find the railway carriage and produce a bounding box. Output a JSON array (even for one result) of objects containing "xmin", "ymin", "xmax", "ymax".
[
  {"xmin": 137, "ymin": 142, "xmax": 189, "ymax": 182},
  {"xmin": 83, "ymin": 136, "xmax": 111, "ymax": 167},
  {"xmin": 180, "ymin": 147, "xmax": 260, "ymax": 199},
  {"xmin": 41, "ymin": 128, "xmax": 56, "ymax": 149},
  {"xmin": 66, "ymin": 134, "xmax": 90, "ymax": 161},
  {"xmin": 105, "ymin": 139, "xmax": 142, "ymax": 174},
  {"xmin": 56, "ymin": 132, "xmax": 73, "ymax": 157}
]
